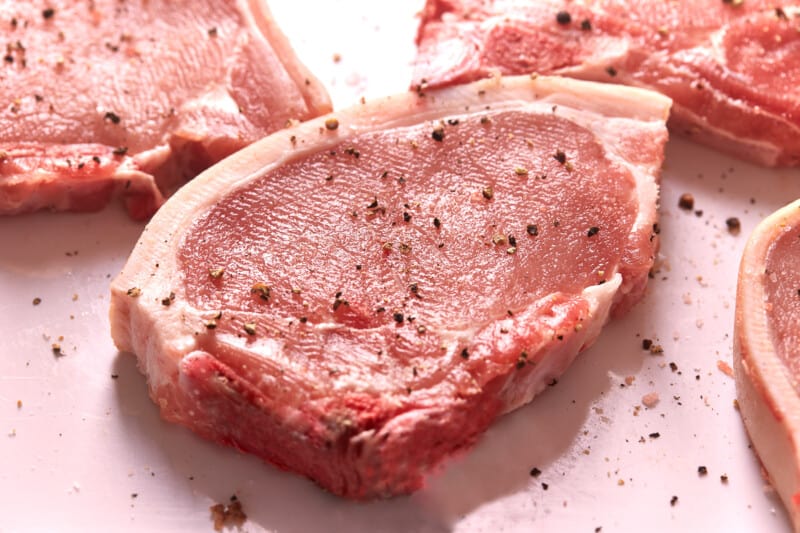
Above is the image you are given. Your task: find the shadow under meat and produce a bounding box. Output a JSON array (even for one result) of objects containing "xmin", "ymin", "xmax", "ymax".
[
  {"xmin": 0, "ymin": 206, "xmax": 145, "ymax": 275},
  {"xmin": 414, "ymin": 302, "xmax": 652, "ymax": 525},
  {"xmin": 110, "ymin": 290, "xmax": 652, "ymax": 532},
  {"xmin": 111, "ymin": 350, "xmax": 449, "ymax": 533}
]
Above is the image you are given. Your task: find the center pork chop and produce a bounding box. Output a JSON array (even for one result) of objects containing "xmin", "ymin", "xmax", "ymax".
[
  {"xmin": 0, "ymin": 0, "xmax": 330, "ymax": 219},
  {"xmin": 110, "ymin": 75, "xmax": 670, "ymax": 498},
  {"xmin": 414, "ymin": 0, "xmax": 800, "ymax": 167}
]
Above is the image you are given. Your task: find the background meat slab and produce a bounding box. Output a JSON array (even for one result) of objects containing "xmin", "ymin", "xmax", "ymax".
[
  {"xmin": 413, "ymin": 0, "xmax": 800, "ymax": 167},
  {"xmin": 0, "ymin": 0, "xmax": 331, "ymax": 219}
]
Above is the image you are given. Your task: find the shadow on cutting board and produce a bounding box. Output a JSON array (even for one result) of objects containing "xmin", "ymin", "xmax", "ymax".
[
  {"xmin": 110, "ymin": 299, "xmax": 651, "ymax": 532},
  {"xmin": 415, "ymin": 306, "xmax": 651, "ymax": 525},
  {"xmin": 0, "ymin": 205, "xmax": 145, "ymax": 276},
  {"xmin": 111, "ymin": 350, "xmax": 448, "ymax": 533}
]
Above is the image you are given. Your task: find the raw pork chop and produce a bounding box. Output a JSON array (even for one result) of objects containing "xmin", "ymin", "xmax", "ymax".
[
  {"xmin": 735, "ymin": 199, "xmax": 800, "ymax": 528},
  {"xmin": 414, "ymin": 0, "xmax": 800, "ymax": 167},
  {"xmin": 110, "ymin": 75, "xmax": 670, "ymax": 498},
  {"xmin": 0, "ymin": 0, "xmax": 330, "ymax": 219}
]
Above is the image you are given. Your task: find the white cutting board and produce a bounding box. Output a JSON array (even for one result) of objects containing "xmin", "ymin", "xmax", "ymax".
[{"xmin": 1, "ymin": 1, "xmax": 798, "ymax": 531}]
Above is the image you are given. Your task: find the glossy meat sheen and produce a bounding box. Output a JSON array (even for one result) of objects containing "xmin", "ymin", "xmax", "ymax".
[
  {"xmin": 734, "ymin": 199, "xmax": 800, "ymax": 529},
  {"xmin": 0, "ymin": 0, "xmax": 330, "ymax": 218},
  {"xmin": 110, "ymin": 76, "xmax": 670, "ymax": 498},
  {"xmin": 414, "ymin": 0, "xmax": 800, "ymax": 166}
]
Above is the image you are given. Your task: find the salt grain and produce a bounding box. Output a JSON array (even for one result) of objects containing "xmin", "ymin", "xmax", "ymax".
[{"xmin": 642, "ymin": 392, "xmax": 660, "ymax": 408}]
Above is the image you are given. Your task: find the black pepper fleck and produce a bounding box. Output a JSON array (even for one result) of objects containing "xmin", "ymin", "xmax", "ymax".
[
  {"xmin": 678, "ymin": 193, "xmax": 695, "ymax": 210},
  {"xmin": 725, "ymin": 217, "xmax": 741, "ymax": 234},
  {"xmin": 555, "ymin": 11, "xmax": 571, "ymax": 25}
]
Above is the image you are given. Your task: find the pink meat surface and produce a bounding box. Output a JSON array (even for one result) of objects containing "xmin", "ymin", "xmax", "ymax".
[
  {"xmin": 764, "ymin": 219, "xmax": 800, "ymax": 386},
  {"xmin": 414, "ymin": 0, "xmax": 800, "ymax": 167},
  {"xmin": 110, "ymin": 75, "xmax": 670, "ymax": 498},
  {"xmin": 735, "ymin": 199, "xmax": 800, "ymax": 528},
  {"xmin": 0, "ymin": 0, "xmax": 330, "ymax": 219}
]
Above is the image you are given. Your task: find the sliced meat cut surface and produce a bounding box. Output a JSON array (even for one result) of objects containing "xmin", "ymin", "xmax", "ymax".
[
  {"xmin": 735, "ymin": 199, "xmax": 800, "ymax": 529},
  {"xmin": 413, "ymin": 0, "xmax": 800, "ymax": 167},
  {"xmin": 0, "ymin": 0, "xmax": 331, "ymax": 219},
  {"xmin": 109, "ymin": 75, "xmax": 670, "ymax": 498}
]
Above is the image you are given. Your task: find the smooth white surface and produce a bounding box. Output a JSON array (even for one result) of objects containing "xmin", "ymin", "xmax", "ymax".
[{"xmin": 1, "ymin": 1, "xmax": 799, "ymax": 531}]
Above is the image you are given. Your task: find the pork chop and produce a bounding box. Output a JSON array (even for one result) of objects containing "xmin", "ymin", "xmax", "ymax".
[
  {"xmin": 109, "ymin": 75, "xmax": 670, "ymax": 498},
  {"xmin": 413, "ymin": 0, "xmax": 800, "ymax": 167},
  {"xmin": 0, "ymin": 0, "xmax": 331, "ymax": 219},
  {"xmin": 734, "ymin": 199, "xmax": 800, "ymax": 528}
]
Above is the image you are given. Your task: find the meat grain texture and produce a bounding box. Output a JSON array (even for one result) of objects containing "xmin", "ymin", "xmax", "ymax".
[
  {"xmin": 0, "ymin": 0, "xmax": 331, "ymax": 218},
  {"xmin": 414, "ymin": 0, "xmax": 800, "ymax": 166},
  {"xmin": 734, "ymin": 198, "xmax": 800, "ymax": 529},
  {"xmin": 110, "ymin": 75, "xmax": 670, "ymax": 498}
]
